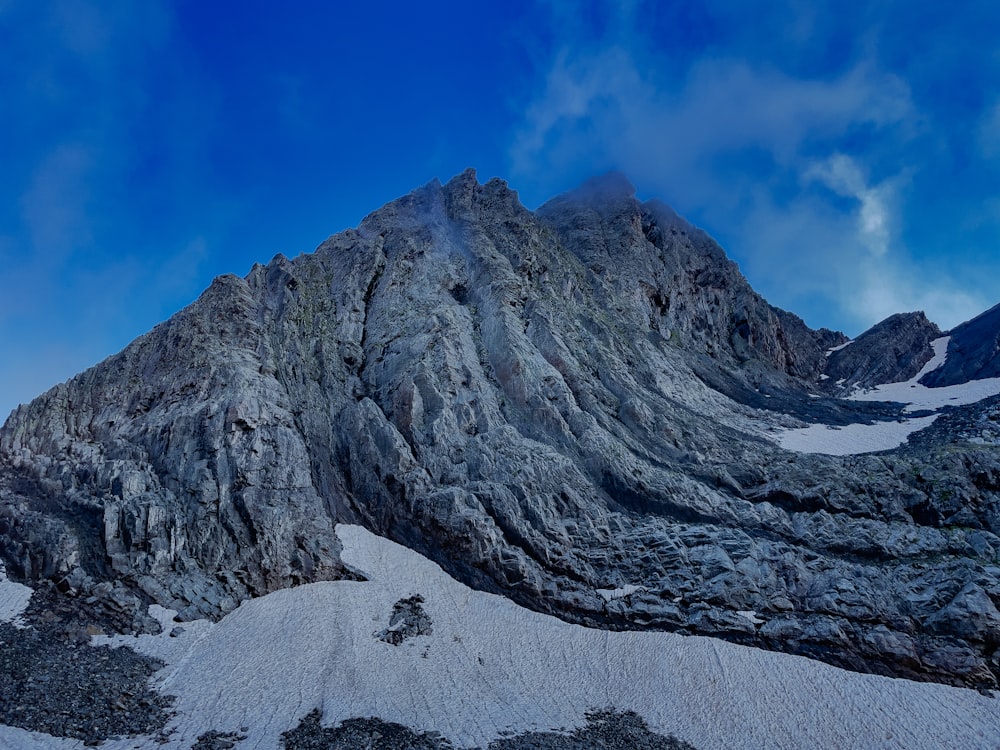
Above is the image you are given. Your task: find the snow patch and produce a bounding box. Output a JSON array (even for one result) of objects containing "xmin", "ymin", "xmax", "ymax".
[
  {"xmin": 776, "ymin": 416, "xmax": 939, "ymax": 456},
  {"xmin": 776, "ymin": 336, "xmax": 1000, "ymax": 455},
  {"xmin": 0, "ymin": 562, "xmax": 32, "ymax": 626},
  {"xmin": 919, "ymin": 336, "xmax": 950, "ymax": 377},
  {"xmin": 849, "ymin": 338, "xmax": 1000, "ymax": 413},
  {"xmin": 826, "ymin": 340, "xmax": 853, "ymax": 355},
  {"xmin": 3, "ymin": 524, "xmax": 997, "ymax": 750}
]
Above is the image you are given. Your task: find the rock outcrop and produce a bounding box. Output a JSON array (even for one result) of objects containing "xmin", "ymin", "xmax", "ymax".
[
  {"xmin": 1, "ymin": 170, "xmax": 999, "ymax": 690},
  {"xmin": 825, "ymin": 312, "xmax": 941, "ymax": 390},
  {"xmin": 922, "ymin": 302, "xmax": 1000, "ymax": 387}
]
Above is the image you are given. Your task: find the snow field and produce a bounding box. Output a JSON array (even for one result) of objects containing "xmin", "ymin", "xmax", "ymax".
[
  {"xmin": 0, "ymin": 563, "xmax": 32, "ymax": 625},
  {"xmin": 777, "ymin": 337, "xmax": 1000, "ymax": 455},
  {"xmin": 776, "ymin": 414, "xmax": 939, "ymax": 456},
  {"xmin": 850, "ymin": 338, "xmax": 1000, "ymax": 413},
  {"xmin": 5, "ymin": 524, "xmax": 999, "ymax": 749}
]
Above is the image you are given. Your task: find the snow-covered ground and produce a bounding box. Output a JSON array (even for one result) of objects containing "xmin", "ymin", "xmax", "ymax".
[
  {"xmin": 777, "ymin": 337, "xmax": 1000, "ymax": 455},
  {"xmin": 850, "ymin": 337, "xmax": 1000, "ymax": 412},
  {"xmin": 3, "ymin": 524, "xmax": 999, "ymax": 750},
  {"xmin": 0, "ymin": 563, "xmax": 32, "ymax": 626},
  {"xmin": 775, "ymin": 415, "xmax": 939, "ymax": 456}
]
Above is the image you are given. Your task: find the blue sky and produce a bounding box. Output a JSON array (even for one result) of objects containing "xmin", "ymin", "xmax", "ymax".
[{"xmin": 2, "ymin": 1, "xmax": 999, "ymax": 419}]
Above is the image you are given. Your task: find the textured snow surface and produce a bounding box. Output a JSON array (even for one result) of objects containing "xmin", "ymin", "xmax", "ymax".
[
  {"xmin": 3, "ymin": 525, "xmax": 1000, "ymax": 749},
  {"xmin": 776, "ymin": 415, "xmax": 939, "ymax": 456},
  {"xmin": 0, "ymin": 563, "xmax": 32, "ymax": 625},
  {"xmin": 850, "ymin": 337, "xmax": 1000, "ymax": 412},
  {"xmin": 777, "ymin": 337, "xmax": 1000, "ymax": 455}
]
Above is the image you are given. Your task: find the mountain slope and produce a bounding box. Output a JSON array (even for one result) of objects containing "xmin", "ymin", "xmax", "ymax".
[
  {"xmin": 824, "ymin": 311, "xmax": 941, "ymax": 390},
  {"xmin": 921, "ymin": 302, "xmax": 1000, "ymax": 387},
  {"xmin": 5, "ymin": 524, "xmax": 998, "ymax": 750},
  {"xmin": 1, "ymin": 170, "xmax": 999, "ymax": 699}
]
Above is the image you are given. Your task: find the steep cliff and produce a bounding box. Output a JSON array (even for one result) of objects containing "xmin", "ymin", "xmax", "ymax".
[
  {"xmin": 2, "ymin": 170, "xmax": 999, "ymax": 690},
  {"xmin": 825, "ymin": 312, "xmax": 942, "ymax": 390}
]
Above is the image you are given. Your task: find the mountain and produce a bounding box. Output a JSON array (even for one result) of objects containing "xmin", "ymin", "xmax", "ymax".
[
  {"xmin": 920, "ymin": 301, "xmax": 1000, "ymax": 387},
  {"xmin": 2, "ymin": 170, "xmax": 1000, "ymax": 747},
  {"xmin": 823, "ymin": 311, "xmax": 941, "ymax": 390}
]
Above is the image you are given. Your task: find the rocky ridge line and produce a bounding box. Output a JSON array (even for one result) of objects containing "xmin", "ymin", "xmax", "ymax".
[{"xmin": 0, "ymin": 170, "xmax": 998, "ymax": 690}]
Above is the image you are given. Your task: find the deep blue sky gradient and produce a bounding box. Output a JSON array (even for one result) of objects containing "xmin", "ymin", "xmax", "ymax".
[{"xmin": 2, "ymin": 1, "xmax": 999, "ymax": 419}]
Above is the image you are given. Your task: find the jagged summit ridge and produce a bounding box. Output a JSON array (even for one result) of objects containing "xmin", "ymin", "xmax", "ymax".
[
  {"xmin": 825, "ymin": 311, "xmax": 942, "ymax": 390},
  {"xmin": 1, "ymin": 171, "xmax": 1000, "ymax": 694}
]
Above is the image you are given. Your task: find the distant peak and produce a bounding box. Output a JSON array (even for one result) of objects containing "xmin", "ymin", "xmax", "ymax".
[{"xmin": 862, "ymin": 311, "xmax": 941, "ymax": 337}]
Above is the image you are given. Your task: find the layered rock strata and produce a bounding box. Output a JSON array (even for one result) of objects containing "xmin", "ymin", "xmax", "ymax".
[{"xmin": 1, "ymin": 171, "xmax": 998, "ymax": 689}]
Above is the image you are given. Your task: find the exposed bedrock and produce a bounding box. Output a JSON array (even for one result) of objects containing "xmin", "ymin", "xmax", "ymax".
[
  {"xmin": 1, "ymin": 171, "xmax": 999, "ymax": 689},
  {"xmin": 824, "ymin": 311, "xmax": 942, "ymax": 391},
  {"xmin": 922, "ymin": 301, "xmax": 1000, "ymax": 387}
]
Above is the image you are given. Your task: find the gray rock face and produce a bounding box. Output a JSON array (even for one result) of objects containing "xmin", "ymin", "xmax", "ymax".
[
  {"xmin": 922, "ymin": 302, "xmax": 1000, "ymax": 387},
  {"xmin": 536, "ymin": 175, "xmax": 844, "ymax": 382},
  {"xmin": 1, "ymin": 170, "xmax": 999, "ymax": 691},
  {"xmin": 377, "ymin": 594, "xmax": 433, "ymax": 645},
  {"xmin": 824, "ymin": 312, "xmax": 941, "ymax": 390}
]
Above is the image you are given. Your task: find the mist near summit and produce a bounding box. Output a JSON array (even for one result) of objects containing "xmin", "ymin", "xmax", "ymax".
[{"xmin": 509, "ymin": 1, "xmax": 1000, "ymax": 336}]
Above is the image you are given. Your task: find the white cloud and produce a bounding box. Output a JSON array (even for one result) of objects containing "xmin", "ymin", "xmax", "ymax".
[
  {"xmin": 508, "ymin": 8, "xmax": 992, "ymax": 334},
  {"xmin": 734, "ymin": 172, "xmax": 986, "ymax": 331},
  {"xmin": 853, "ymin": 260, "xmax": 987, "ymax": 331},
  {"xmin": 511, "ymin": 50, "xmax": 912, "ymax": 209},
  {"xmin": 805, "ymin": 154, "xmax": 893, "ymax": 258}
]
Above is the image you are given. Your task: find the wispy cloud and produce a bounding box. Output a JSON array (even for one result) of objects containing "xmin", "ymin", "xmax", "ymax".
[
  {"xmin": 512, "ymin": 48, "xmax": 911, "ymax": 205},
  {"xmin": 805, "ymin": 154, "xmax": 894, "ymax": 259},
  {"xmin": 508, "ymin": 1, "xmax": 994, "ymax": 334}
]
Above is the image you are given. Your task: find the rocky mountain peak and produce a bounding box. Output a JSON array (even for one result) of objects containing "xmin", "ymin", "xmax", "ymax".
[
  {"xmin": 540, "ymin": 171, "xmax": 637, "ymax": 211},
  {"xmin": 2, "ymin": 170, "xmax": 1000, "ymax": 696},
  {"xmin": 824, "ymin": 311, "xmax": 942, "ymax": 390}
]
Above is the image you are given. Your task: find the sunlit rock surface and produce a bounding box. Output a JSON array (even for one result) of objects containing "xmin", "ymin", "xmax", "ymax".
[{"xmin": 2, "ymin": 170, "xmax": 1000, "ymax": 698}]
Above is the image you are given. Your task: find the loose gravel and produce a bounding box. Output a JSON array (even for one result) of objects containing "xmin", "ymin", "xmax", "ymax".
[
  {"xmin": 280, "ymin": 708, "xmax": 697, "ymax": 750},
  {"xmin": 0, "ymin": 621, "xmax": 173, "ymax": 745}
]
